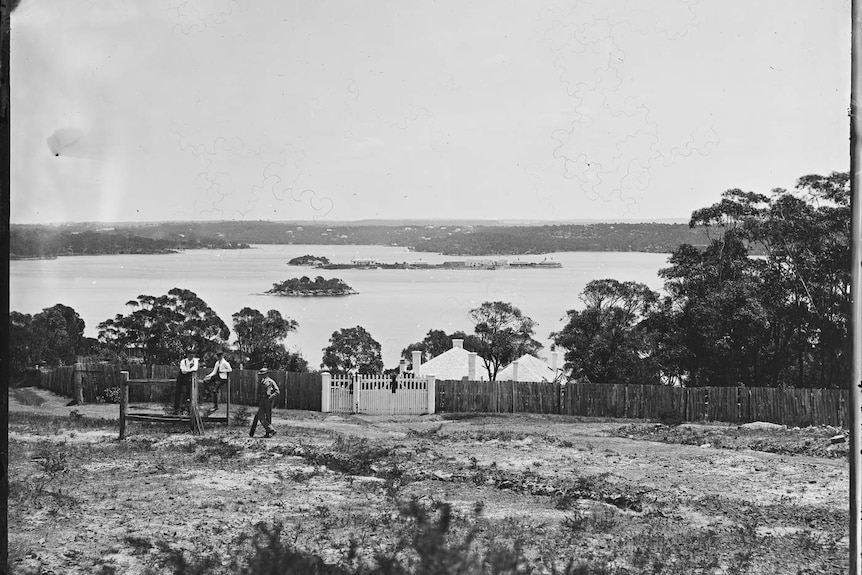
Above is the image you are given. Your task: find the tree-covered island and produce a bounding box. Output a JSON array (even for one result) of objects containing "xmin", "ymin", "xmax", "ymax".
[
  {"xmin": 287, "ymin": 255, "xmax": 331, "ymax": 266},
  {"xmin": 266, "ymin": 276, "xmax": 357, "ymax": 296}
]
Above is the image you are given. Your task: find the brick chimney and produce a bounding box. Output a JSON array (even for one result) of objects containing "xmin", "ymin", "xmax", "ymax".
[
  {"xmin": 412, "ymin": 350, "xmax": 422, "ymax": 371},
  {"xmin": 452, "ymin": 338, "xmax": 464, "ymax": 349},
  {"xmin": 512, "ymin": 360, "xmax": 520, "ymax": 382},
  {"xmin": 399, "ymin": 358, "xmax": 406, "ymax": 374},
  {"xmin": 551, "ymin": 351, "xmax": 560, "ymax": 374}
]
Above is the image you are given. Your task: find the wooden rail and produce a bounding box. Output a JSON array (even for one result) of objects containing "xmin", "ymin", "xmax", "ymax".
[{"xmin": 118, "ymin": 371, "xmax": 231, "ymax": 439}]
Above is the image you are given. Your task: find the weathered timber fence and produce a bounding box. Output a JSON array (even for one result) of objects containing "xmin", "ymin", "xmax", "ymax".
[
  {"xmin": 435, "ymin": 381, "xmax": 849, "ymax": 428},
  {"xmin": 35, "ymin": 365, "xmax": 847, "ymax": 427},
  {"xmin": 228, "ymin": 370, "xmax": 322, "ymax": 411},
  {"xmin": 38, "ymin": 363, "xmax": 124, "ymax": 403},
  {"xmin": 37, "ymin": 363, "xmax": 322, "ymax": 411}
]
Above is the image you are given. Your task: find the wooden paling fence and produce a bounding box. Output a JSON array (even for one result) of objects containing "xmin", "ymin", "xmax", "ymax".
[
  {"xmin": 35, "ymin": 364, "xmax": 847, "ymax": 427},
  {"xmin": 228, "ymin": 370, "xmax": 322, "ymax": 411},
  {"xmin": 436, "ymin": 381, "xmax": 849, "ymax": 428},
  {"xmin": 37, "ymin": 363, "xmax": 322, "ymax": 411}
]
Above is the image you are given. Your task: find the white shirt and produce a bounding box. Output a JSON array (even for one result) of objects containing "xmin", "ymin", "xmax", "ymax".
[
  {"xmin": 208, "ymin": 357, "xmax": 232, "ymax": 380},
  {"xmin": 180, "ymin": 357, "xmax": 199, "ymax": 374}
]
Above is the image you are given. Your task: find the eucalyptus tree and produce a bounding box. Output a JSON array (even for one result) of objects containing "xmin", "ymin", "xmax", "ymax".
[
  {"xmin": 321, "ymin": 326, "xmax": 384, "ymax": 375},
  {"xmin": 98, "ymin": 288, "xmax": 229, "ymax": 365},
  {"xmin": 552, "ymin": 280, "xmax": 661, "ymax": 385},
  {"xmin": 661, "ymin": 171, "xmax": 850, "ymax": 388},
  {"xmin": 232, "ymin": 307, "xmax": 306, "ymax": 371},
  {"xmin": 10, "ymin": 304, "xmax": 89, "ymax": 370},
  {"xmin": 468, "ymin": 301, "xmax": 542, "ymax": 381}
]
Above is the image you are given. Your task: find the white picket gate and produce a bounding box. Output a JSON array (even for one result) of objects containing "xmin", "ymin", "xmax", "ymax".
[{"xmin": 321, "ymin": 372, "xmax": 436, "ymax": 415}]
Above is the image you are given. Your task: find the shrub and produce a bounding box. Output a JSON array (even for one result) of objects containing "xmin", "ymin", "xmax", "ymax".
[
  {"xmin": 656, "ymin": 408, "xmax": 683, "ymax": 426},
  {"xmin": 12, "ymin": 387, "xmax": 46, "ymax": 406},
  {"xmin": 232, "ymin": 405, "xmax": 252, "ymax": 426},
  {"xmin": 157, "ymin": 500, "xmax": 607, "ymax": 574},
  {"xmin": 194, "ymin": 438, "xmax": 243, "ymax": 461},
  {"xmin": 99, "ymin": 386, "xmax": 121, "ymax": 404}
]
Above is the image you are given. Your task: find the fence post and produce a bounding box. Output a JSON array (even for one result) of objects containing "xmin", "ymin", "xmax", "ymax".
[
  {"xmin": 190, "ymin": 372, "xmax": 204, "ymax": 435},
  {"xmin": 321, "ymin": 372, "xmax": 331, "ymax": 413},
  {"xmin": 226, "ymin": 374, "xmax": 232, "ymax": 428},
  {"xmin": 427, "ymin": 375, "xmax": 436, "ymax": 414},
  {"xmin": 353, "ymin": 374, "xmax": 360, "ymax": 414},
  {"xmin": 119, "ymin": 371, "xmax": 129, "ymax": 440},
  {"xmin": 72, "ymin": 363, "xmax": 84, "ymax": 405}
]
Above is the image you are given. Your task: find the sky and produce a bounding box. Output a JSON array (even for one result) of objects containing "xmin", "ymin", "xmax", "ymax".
[{"xmin": 11, "ymin": 0, "xmax": 851, "ymax": 224}]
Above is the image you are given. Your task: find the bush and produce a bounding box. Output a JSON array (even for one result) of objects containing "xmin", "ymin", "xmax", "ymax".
[
  {"xmin": 99, "ymin": 386, "xmax": 121, "ymax": 404},
  {"xmin": 656, "ymin": 408, "xmax": 683, "ymax": 427},
  {"xmin": 159, "ymin": 501, "xmax": 607, "ymax": 574},
  {"xmin": 12, "ymin": 387, "xmax": 46, "ymax": 406},
  {"xmin": 232, "ymin": 405, "xmax": 252, "ymax": 426}
]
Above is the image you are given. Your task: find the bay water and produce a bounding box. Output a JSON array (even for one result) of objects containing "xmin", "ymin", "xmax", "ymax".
[{"xmin": 10, "ymin": 245, "xmax": 670, "ymax": 367}]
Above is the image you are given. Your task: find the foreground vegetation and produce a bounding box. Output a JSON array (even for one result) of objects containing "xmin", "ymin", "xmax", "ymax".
[{"xmin": 8, "ymin": 402, "xmax": 848, "ymax": 575}]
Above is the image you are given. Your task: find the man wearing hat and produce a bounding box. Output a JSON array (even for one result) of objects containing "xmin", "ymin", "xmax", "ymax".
[
  {"xmin": 204, "ymin": 351, "xmax": 232, "ymax": 411},
  {"xmin": 173, "ymin": 349, "xmax": 199, "ymax": 415},
  {"xmin": 250, "ymin": 367, "xmax": 279, "ymax": 438}
]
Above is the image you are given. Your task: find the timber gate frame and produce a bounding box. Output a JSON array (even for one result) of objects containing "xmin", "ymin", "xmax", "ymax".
[{"xmin": 118, "ymin": 371, "xmax": 231, "ymax": 439}]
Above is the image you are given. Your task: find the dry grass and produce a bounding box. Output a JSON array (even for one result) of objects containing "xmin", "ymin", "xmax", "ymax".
[{"xmin": 7, "ymin": 408, "xmax": 849, "ymax": 574}]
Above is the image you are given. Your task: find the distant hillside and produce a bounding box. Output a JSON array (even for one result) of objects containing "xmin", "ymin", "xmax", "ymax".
[
  {"xmin": 12, "ymin": 220, "xmax": 711, "ymax": 257},
  {"xmin": 10, "ymin": 224, "xmax": 249, "ymax": 259}
]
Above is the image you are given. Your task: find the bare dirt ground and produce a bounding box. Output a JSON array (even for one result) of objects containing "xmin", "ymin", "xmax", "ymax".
[{"xmin": 8, "ymin": 387, "xmax": 850, "ymax": 574}]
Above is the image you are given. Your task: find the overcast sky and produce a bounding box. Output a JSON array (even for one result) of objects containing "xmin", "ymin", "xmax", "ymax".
[{"xmin": 11, "ymin": 0, "xmax": 850, "ymax": 224}]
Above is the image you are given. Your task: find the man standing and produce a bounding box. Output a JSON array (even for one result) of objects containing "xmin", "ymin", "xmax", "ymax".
[
  {"xmin": 204, "ymin": 351, "xmax": 232, "ymax": 411},
  {"xmin": 173, "ymin": 349, "xmax": 198, "ymax": 415},
  {"xmin": 250, "ymin": 367, "xmax": 279, "ymax": 438}
]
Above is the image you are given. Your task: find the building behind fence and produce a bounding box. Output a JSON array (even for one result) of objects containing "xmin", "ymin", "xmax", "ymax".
[{"xmin": 33, "ymin": 363, "xmax": 848, "ymax": 428}]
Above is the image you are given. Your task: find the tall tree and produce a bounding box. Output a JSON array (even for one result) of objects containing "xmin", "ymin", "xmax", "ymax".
[
  {"xmin": 97, "ymin": 288, "xmax": 229, "ymax": 365},
  {"xmin": 468, "ymin": 301, "xmax": 542, "ymax": 381},
  {"xmin": 321, "ymin": 326, "xmax": 383, "ymax": 375},
  {"xmin": 552, "ymin": 280, "xmax": 660, "ymax": 384},
  {"xmin": 9, "ymin": 304, "xmax": 89, "ymax": 371},
  {"xmin": 680, "ymin": 172, "xmax": 850, "ymax": 387},
  {"xmin": 232, "ymin": 307, "xmax": 305, "ymax": 371},
  {"xmin": 652, "ymin": 232, "xmax": 770, "ymax": 387}
]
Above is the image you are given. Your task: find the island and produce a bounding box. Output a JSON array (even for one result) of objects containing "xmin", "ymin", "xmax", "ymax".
[
  {"xmin": 266, "ymin": 276, "xmax": 357, "ymax": 297},
  {"xmin": 287, "ymin": 255, "xmax": 331, "ymax": 266},
  {"xmin": 289, "ymin": 256, "xmax": 562, "ymax": 270}
]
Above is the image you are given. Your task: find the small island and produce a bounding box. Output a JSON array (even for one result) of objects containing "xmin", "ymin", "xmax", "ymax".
[
  {"xmin": 266, "ymin": 276, "xmax": 357, "ymax": 297},
  {"xmin": 288, "ymin": 254, "xmax": 331, "ymax": 266}
]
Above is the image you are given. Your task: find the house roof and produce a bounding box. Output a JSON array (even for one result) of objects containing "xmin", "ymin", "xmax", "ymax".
[
  {"xmin": 497, "ymin": 354, "xmax": 560, "ymax": 382},
  {"xmin": 414, "ymin": 347, "xmax": 488, "ymax": 381}
]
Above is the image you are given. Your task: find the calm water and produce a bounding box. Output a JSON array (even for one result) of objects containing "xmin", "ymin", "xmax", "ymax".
[{"xmin": 10, "ymin": 245, "xmax": 670, "ymax": 367}]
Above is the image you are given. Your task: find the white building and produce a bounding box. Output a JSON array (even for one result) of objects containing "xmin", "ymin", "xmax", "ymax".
[
  {"xmin": 412, "ymin": 339, "xmax": 488, "ymax": 381},
  {"xmin": 496, "ymin": 352, "xmax": 563, "ymax": 383}
]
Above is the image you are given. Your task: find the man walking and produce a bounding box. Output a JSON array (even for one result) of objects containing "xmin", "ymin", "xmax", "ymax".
[
  {"xmin": 250, "ymin": 367, "xmax": 279, "ymax": 438},
  {"xmin": 173, "ymin": 349, "xmax": 198, "ymax": 415},
  {"xmin": 204, "ymin": 351, "xmax": 232, "ymax": 411}
]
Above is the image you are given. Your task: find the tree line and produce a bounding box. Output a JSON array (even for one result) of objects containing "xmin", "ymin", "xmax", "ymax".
[
  {"xmin": 10, "ymin": 171, "xmax": 850, "ymax": 388},
  {"xmin": 10, "ymin": 226, "xmax": 249, "ymax": 258},
  {"xmin": 12, "ymin": 221, "xmax": 709, "ymax": 258}
]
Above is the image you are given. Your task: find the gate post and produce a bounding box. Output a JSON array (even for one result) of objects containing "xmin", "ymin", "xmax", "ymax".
[
  {"xmin": 321, "ymin": 372, "xmax": 331, "ymax": 413},
  {"xmin": 72, "ymin": 363, "xmax": 85, "ymax": 405},
  {"xmin": 427, "ymin": 375, "xmax": 436, "ymax": 415},
  {"xmin": 119, "ymin": 371, "xmax": 129, "ymax": 440},
  {"xmin": 353, "ymin": 374, "xmax": 360, "ymax": 414}
]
